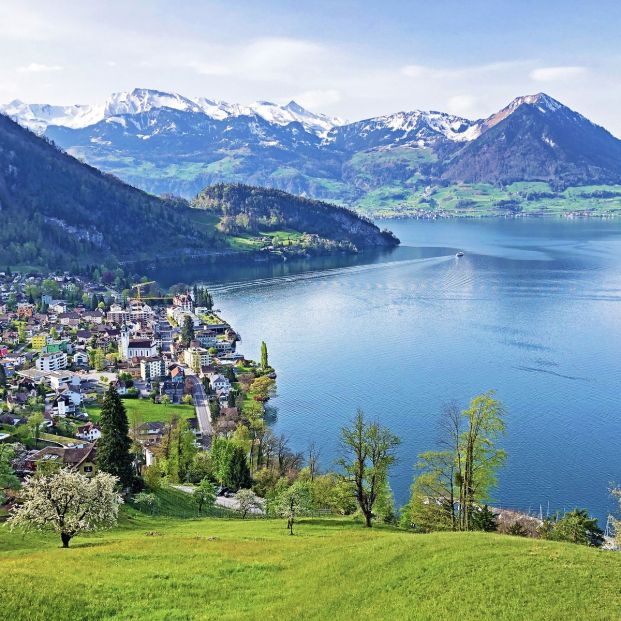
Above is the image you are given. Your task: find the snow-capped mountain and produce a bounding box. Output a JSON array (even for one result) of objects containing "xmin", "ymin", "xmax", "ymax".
[
  {"xmin": 0, "ymin": 88, "xmax": 344, "ymax": 137},
  {"xmin": 3, "ymin": 89, "xmax": 621, "ymax": 204},
  {"xmin": 326, "ymin": 109, "xmax": 478, "ymax": 152},
  {"xmin": 442, "ymin": 92, "xmax": 621, "ymax": 184}
]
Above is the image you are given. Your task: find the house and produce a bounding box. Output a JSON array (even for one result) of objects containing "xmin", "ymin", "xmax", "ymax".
[
  {"xmin": 73, "ymin": 350, "xmax": 89, "ymax": 367},
  {"xmin": 195, "ymin": 330, "xmax": 217, "ymax": 348},
  {"xmin": 31, "ymin": 333, "xmax": 49, "ymax": 351},
  {"xmin": 107, "ymin": 303, "xmax": 130, "ymax": 324},
  {"xmin": 0, "ymin": 413, "xmax": 28, "ymax": 427},
  {"xmin": 183, "ymin": 346, "xmax": 211, "ymax": 370},
  {"xmin": 50, "ymin": 301, "xmax": 68, "ymax": 314},
  {"xmin": 129, "ymin": 300, "xmax": 155, "ymax": 322},
  {"xmin": 208, "ymin": 373, "xmax": 231, "ymax": 394},
  {"xmin": 17, "ymin": 303, "xmax": 35, "ymax": 318},
  {"xmin": 136, "ymin": 421, "xmax": 165, "ymax": 446},
  {"xmin": 48, "ymin": 370, "xmax": 80, "ymax": 391},
  {"xmin": 170, "ymin": 365, "xmax": 185, "ymax": 383},
  {"xmin": 140, "ymin": 356, "xmax": 166, "ymax": 381},
  {"xmin": 58, "ymin": 311, "xmax": 80, "ymax": 327},
  {"xmin": 173, "ymin": 292, "xmax": 194, "ymax": 313},
  {"xmin": 82, "ymin": 309, "xmax": 105, "ymax": 324},
  {"xmin": 51, "ymin": 393, "xmax": 78, "ymax": 417},
  {"xmin": 76, "ymin": 422, "xmax": 101, "ymax": 442},
  {"xmin": 36, "ymin": 351, "xmax": 68, "ymax": 372},
  {"xmin": 26, "ymin": 444, "xmax": 97, "ymax": 477}
]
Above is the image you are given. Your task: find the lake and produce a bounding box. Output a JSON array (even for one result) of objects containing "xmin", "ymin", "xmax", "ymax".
[{"xmin": 153, "ymin": 218, "xmax": 621, "ymax": 523}]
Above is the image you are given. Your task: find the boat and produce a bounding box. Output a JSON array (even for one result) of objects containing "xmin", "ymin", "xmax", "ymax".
[{"xmin": 456, "ymin": 251, "xmax": 464, "ymax": 257}]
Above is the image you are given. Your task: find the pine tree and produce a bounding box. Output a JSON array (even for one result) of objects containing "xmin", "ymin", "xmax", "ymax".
[
  {"xmin": 225, "ymin": 446, "xmax": 252, "ymax": 491},
  {"xmin": 96, "ymin": 385, "xmax": 134, "ymax": 489}
]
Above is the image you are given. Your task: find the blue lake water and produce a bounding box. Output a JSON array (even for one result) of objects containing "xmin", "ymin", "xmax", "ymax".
[{"xmin": 154, "ymin": 218, "xmax": 621, "ymax": 522}]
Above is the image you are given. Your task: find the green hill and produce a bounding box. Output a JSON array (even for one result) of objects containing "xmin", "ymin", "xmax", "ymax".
[{"xmin": 2, "ymin": 513, "xmax": 620, "ymax": 620}]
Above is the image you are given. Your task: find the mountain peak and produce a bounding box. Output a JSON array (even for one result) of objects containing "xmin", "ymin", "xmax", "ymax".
[{"xmin": 509, "ymin": 92, "xmax": 563, "ymax": 113}]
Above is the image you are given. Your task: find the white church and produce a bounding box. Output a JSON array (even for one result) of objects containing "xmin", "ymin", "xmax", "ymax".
[{"xmin": 119, "ymin": 326, "xmax": 158, "ymax": 360}]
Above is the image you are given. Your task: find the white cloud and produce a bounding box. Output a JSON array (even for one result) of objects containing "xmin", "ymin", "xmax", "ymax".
[
  {"xmin": 446, "ymin": 94, "xmax": 479, "ymax": 117},
  {"xmin": 187, "ymin": 60, "xmax": 231, "ymax": 77},
  {"xmin": 186, "ymin": 37, "xmax": 329, "ymax": 84},
  {"xmin": 530, "ymin": 66, "xmax": 586, "ymax": 82},
  {"xmin": 293, "ymin": 89, "xmax": 341, "ymax": 110},
  {"xmin": 17, "ymin": 62, "xmax": 63, "ymax": 73}
]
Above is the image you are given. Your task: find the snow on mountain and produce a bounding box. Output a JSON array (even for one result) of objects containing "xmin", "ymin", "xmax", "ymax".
[
  {"xmin": 328, "ymin": 108, "xmax": 478, "ymax": 149},
  {"xmin": 0, "ymin": 88, "xmax": 344, "ymax": 137},
  {"xmin": 103, "ymin": 88, "xmax": 203, "ymax": 116},
  {"xmin": 0, "ymin": 100, "xmax": 103, "ymax": 133}
]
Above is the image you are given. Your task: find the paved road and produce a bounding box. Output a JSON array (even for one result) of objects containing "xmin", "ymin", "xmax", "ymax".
[
  {"xmin": 173, "ymin": 485, "xmax": 264, "ymax": 514},
  {"xmin": 187, "ymin": 374, "xmax": 213, "ymax": 443}
]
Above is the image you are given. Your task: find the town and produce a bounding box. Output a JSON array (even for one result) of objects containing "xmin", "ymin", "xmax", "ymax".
[{"xmin": 0, "ymin": 269, "xmax": 277, "ymax": 496}]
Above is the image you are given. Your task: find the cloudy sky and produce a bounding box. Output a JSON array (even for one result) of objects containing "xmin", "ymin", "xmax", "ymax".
[{"xmin": 2, "ymin": 0, "xmax": 621, "ymax": 133}]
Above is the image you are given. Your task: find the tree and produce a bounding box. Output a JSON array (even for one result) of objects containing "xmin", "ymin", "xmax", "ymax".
[
  {"xmin": 0, "ymin": 363, "xmax": 7, "ymax": 389},
  {"xmin": 275, "ymin": 481, "xmax": 314, "ymax": 535},
  {"xmin": 235, "ymin": 488, "xmax": 261, "ymax": 518},
  {"xmin": 210, "ymin": 437, "xmax": 236, "ymax": 485},
  {"xmin": 402, "ymin": 451, "xmax": 457, "ymax": 532},
  {"xmin": 307, "ymin": 442, "xmax": 320, "ymax": 482},
  {"xmin": 338, "ymin": 410, "xmax": 400, "ymax": 528},
  {"xmin": 540, "ymin": 509, "xmax": 604, "ymax": 547},
  {"xmin": 459, "ymin": 392, "xmax": 506, "ymax": 530},
  {"xmin": 28, "ymin": 412, "xmax": 45, "ymax": 447},
  {"xmin": 209, "ymin": 399, "xmax": 221, "ymax": 422},
  {"xmin": 181, "ymin": 316, "xmax": 195, "ymax": 347},
  {"xmin": 134, "ymin": 492, "xmax": 159, "ymax": 515},
  {"xmin": 193, "ymin": 479, "xmax": 216, "ymax": 515},
  {"xmin": 471, "ymin": 505, "xmax": 498, "ymax": 532},
  {"xmin": 404, "ymin": 396, "xmax": 506, "ymax": 532},
  {"xmin": 142, "ymin": 465, "xmax": 162, "ymax": 491},
  {"xmin": 0, "ymin": 444, "xmax": 19, "ymax": 505},
  {"xmin": 188, "ymin": 452, "xmax": 213, "ymax": 484},
  {"xmin": 250, "ymin": 375, "xmax": 275, "ymax": 402},
  {"xmin": 9, "ymin": 469, "xmax": 122, "ymax": 548},
  {"xmin": 226, "ymin": 446, "xmax": 252, "ymax": 491},
  {"xmin": 182, "ymin": 394, "xmax": 193, "ymax": 405},
  {"xmin": 260, "ymin": 341, "xmax": 269, "ymax": 370},
  {"xmin": 97, "ymin": 385, "xmax": 134, "ymax": 489}
]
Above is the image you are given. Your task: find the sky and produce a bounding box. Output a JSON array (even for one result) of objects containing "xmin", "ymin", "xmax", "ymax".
[{"xmin": 2, "ymin": 0, "xmax": 621, "ymax": 133}]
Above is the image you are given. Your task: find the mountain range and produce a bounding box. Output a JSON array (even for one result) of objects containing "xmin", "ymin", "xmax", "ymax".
[
  {"xmin": 4, "ymin": 88, "xmax": 621, "ymax": 216},
  {"xmin": 0, "ymin": 113, "xmax": 395, "ymax": 270}
]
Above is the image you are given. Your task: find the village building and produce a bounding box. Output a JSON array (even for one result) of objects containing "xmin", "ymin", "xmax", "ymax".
[{"xmin": 36, "ymin": 351, "xmax": 68, "ymax": 372}]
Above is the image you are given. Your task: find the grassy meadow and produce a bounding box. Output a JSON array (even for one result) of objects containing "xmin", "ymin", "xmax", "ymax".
[
  {"xmin": 2, "ymin": 506, "xmax": 621, "ymax": 621},
  {"xmin": 86, "ymin": 400, "xmax": 195, "ymax": 424}
]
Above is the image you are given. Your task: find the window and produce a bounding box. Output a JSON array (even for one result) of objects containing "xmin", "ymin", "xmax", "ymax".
[{"xmin": 83, "ymin": 465, "xmax": 93, "ymax": 473}]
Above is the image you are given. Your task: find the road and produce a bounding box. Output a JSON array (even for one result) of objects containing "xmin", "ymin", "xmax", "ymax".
[
  {"xmin": 187, "ymin": 374, "xmax": 213, "ymax": 443},
  {"xmin": 173, "ymin": 485, "xmax": 264, "ymax": 514}
]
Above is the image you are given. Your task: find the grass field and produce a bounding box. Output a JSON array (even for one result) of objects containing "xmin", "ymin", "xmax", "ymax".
[
  {"xmin": 86, "ymin": 399, "xmax": 195, "ymax": 424},
  {"xmin": 2, "ymin": 508, "xmax": 621, "ymax": 620}
]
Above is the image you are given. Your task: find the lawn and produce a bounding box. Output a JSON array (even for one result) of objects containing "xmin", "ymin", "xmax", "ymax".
[
  {"xmin": 1, "ymin": 511, "xmax": 621, "ymax": 620},
  {"xmin": 86, "ymin": 399, "xmax": 195, "ymax": 424}
]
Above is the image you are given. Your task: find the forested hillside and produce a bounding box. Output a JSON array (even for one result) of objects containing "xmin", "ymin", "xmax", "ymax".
[
  {"xmin": 0, "ymin": 113, "xmax": 221, "ymax": 269},
  {"xmin": 193, "ymin": 184, "xmax": 399, "ymax": 249},
  {"xmin": 0, "ymin": 115, "xmax": 396, "ymax": 270}
]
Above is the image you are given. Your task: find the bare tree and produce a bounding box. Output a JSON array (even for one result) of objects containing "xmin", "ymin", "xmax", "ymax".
[{"xmin": 307, "ymin": 441, "xmax": 321, "ymax": 482}]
